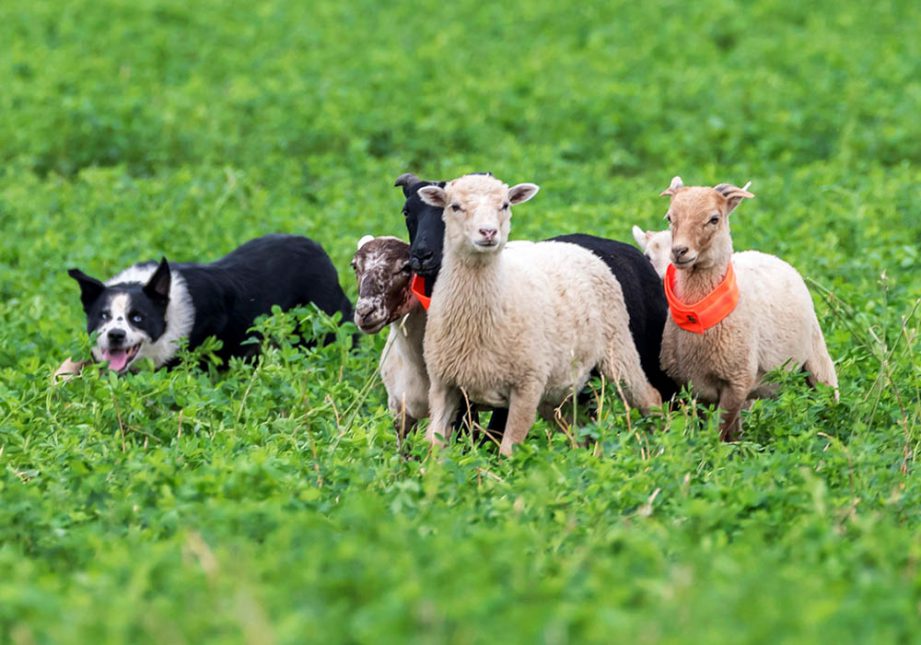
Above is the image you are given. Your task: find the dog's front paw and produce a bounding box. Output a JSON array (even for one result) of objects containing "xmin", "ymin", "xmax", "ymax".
[{"xmin": 53, "ymin": 358, "xmax": 88, "ymax": 383}]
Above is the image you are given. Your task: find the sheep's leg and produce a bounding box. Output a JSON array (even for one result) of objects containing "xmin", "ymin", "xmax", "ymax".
[
  {"xmin": 602, "ymin": 337, "xmax": 662, "ymax": 413},
  {"xmin": 479, "ymin": 407, "xmax": 508, "ymax": 446},
  {"xmin": 717, "ymin": 385, "xmax": 749, "ymax": 442},
  {"xmin": 393, "ymin": 413, "xmax": 418, "ymax": 442},
  {"xmin": 499, "ymin": 385, "xmax": 542, "ymax": 456},
  {"xmin": 427, "ymin": 381, "xmax": 462, "ymax": 448}
]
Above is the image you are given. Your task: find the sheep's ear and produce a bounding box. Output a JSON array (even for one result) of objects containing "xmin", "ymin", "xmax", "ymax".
[
  {"xmin": 508, "ymin": 183, "xmax": 539, "ymax": 205},
  {"xmin": 418, "ymin": 185, "xmax": 447, "ymax": 208},
  {"xmin": 632, "ymin": 225, "xmax": 648, "ymax": 250},
  {"xmin": 660, "ymin": 176, "xmax": 684, "ymax": 197},
  {"xmin": 357, "ymin": 235, "xmax": 374, "ymax": 250},
  {"xmin": 394, "ymin": 173, "xmax": 421, "ymax": 197},
  {"xmin": 143, "ymin": 258, "xmax": 171, "ymax": 304},
  {"xmin": 713, "ymin": 181, "xmax": 754, "ymax": 214}
]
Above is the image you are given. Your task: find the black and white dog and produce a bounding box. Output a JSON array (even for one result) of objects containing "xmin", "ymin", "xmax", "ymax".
[{"xmin": 68, "ymin": 234, "xmax": 353, "ymax": 372}]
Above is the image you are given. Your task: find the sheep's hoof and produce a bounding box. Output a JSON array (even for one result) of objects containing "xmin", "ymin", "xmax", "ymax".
[{"xmin": 425, "ymin": 431, "xmax": 447, "ymax": 450}]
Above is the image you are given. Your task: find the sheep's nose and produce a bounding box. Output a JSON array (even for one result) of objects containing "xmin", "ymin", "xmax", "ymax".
[
  {"xmin": 107, "ymin": 328, "xmax": 126, "ymax": 345},
  {"xmin": 479, "ymin": 228, "xmax": 498, "ymax": 241},
  {"xmin": 671, "ymin": 245, "xmax": 689, "ymax": 261},
  {"xmin": 410, "ymin": 249, "xmax": 433, "ymax": 273}
]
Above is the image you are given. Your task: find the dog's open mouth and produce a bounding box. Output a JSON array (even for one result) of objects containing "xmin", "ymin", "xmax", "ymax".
[{"xmin": 101, "ymin": 344, "xmax": 141, "ymax": 372}]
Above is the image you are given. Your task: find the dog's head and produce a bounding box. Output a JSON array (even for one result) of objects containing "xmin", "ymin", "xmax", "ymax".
[{"xmin": 68, "ymin": 258, "xmax": 172, "ymax": 373}]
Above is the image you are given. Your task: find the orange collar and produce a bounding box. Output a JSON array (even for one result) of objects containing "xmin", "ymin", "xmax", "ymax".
[
  {"xmin": 664, "ymin": 262, "xmax": 739, "ymax": 334},
  {"xmin": 410, "ymin": 274, "xmax": 431, "ymax": 311}
]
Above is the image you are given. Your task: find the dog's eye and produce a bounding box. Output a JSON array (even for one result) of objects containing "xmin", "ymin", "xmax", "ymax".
[
  {"xmin": 402, "ymin": 208, "xmax": 409, "ymax": 217},
  {"xmin": 100, "ymin": 311, "xmax": 111, "ymax": 321},
  {"xmin": 450, "ymin": 203, "xmax": 462, "ymax": 213},
  {"xmin": 130, "ymin": 313, "xmax": 143, "ymax": 324}
]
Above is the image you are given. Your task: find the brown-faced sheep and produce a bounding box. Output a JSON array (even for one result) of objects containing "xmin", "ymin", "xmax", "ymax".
[
  {"xmin": 351, "ymin": 235, "xmax": 427, "ymax": 437},
  {"xmin": 658, "ymin": 176, "xmax": 839, "ymax": 440}
]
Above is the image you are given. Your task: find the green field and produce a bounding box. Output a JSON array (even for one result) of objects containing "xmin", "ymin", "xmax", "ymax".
[{"xmin": 1, "ymin": 0, "xmax": 920, "ymax": 642}]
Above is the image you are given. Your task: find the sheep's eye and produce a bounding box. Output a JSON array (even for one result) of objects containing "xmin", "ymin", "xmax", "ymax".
[
  {"xmin": 708, "ymin": 214, "xmax": 720, "ymax": 225},
  {"xmin": 129, "ymin": 312, "xmax": 143, "ymax": 324},
  {"xmin": 450, "ymin": 203, "xmax": 462, "ymax": 213},
  {"xmin": 664, "ymin": 213, "xmax": 672, "ymax": 223},
  {"xmin": 350, "ymin": 260, "xmax": 357, "ymax": 271},
  {"xmin": 501, "ymin": 202, "xmax": 510, "ymax": 210}
]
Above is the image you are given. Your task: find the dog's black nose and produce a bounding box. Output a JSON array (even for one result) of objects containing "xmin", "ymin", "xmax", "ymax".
[{"xmin": 108, "ymin": 329, "xmax": 126, "ymax": 345}]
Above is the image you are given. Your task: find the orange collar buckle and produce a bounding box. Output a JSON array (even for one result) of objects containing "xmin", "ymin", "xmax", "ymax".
[
  {"xmin": 664, "ymin": 262, "xmax": 739, "ymax": 334},
  {"xmin": 410, "ymin": 274, "xmax": 431, "ymax": 311}
]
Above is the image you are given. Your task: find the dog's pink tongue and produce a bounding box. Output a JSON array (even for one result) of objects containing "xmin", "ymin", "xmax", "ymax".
[{"xmin": 102, "ymin": 349, "xmax": 130, "ymax": 372}]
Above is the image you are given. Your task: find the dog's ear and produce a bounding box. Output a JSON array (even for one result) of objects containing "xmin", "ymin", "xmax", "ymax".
[
  {"xmin": 143, "ymin": 258, "xmax": 171, "ymax": 304},
  {"xmin": 68, "ymin": 269, "xmax": 106, "ymax": 311}
]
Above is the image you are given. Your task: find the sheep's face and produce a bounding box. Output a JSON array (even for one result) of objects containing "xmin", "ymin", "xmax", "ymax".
[
  {"xmin": 418, "ymin": 174, "xmax": 539, "ymax": 259},
  {"xmin": 660, "ymin": 176, "xmax": 753, "ymax": 271},
  {"xmin": 632, "ymin": 226, "xmax": 672, "ymax": 278},
  {"xmin": 394, "ymin": 173, "xmax": 448, "ymax": 278},
  {"xmin": 351, "ymin": 236, "xmax": 415, "ymax": 334}
]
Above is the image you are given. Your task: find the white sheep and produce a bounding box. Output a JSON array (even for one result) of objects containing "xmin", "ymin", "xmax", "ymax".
[
  {"xmin": 351, "ymin": 235, "xmax": 428, "ymax": 437},
  {"xmin": 631, "ymin": 225, "xmax": 672, "ymax": 278},
  {"xmin": 658, "ymin": 176, "xmax": 839, "ymax": 440},
  {"xmin": 418, "ymin": 174, "xmax": 662, "ymax": 456}
]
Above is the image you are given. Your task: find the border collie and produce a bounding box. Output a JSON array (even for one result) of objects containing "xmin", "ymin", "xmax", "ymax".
[{"xmin": 68, "ymin": 234, "xmax": 353, "ymax": 372}]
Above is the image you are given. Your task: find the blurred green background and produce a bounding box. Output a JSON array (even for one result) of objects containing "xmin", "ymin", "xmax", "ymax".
[{"xmin": 0, "ymin": 0, "xmax": 919, "ymax": 642}]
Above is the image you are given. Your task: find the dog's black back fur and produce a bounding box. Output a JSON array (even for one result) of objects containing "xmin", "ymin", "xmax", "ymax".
[
  {"xmin": 176, "ymin": 234, "xmax": 352, "ymax": 362},
  {"xmin": 395, "ymin": 175, "xmax": 678, "ymax": 400}
]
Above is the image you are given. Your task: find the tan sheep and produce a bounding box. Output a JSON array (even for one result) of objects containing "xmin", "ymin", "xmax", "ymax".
[
  {"xmin": 658, "ymin": 176, "xmax": 839, "ymax": 440},
  {"xmin": 419, "ymin": 174, "xmax": 661, "ymax": 456}
]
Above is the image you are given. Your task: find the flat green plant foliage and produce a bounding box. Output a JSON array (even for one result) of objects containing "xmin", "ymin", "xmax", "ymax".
[{"xmin": 1, "ymin": 0, "xmax": 920, "ymax": 642}]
